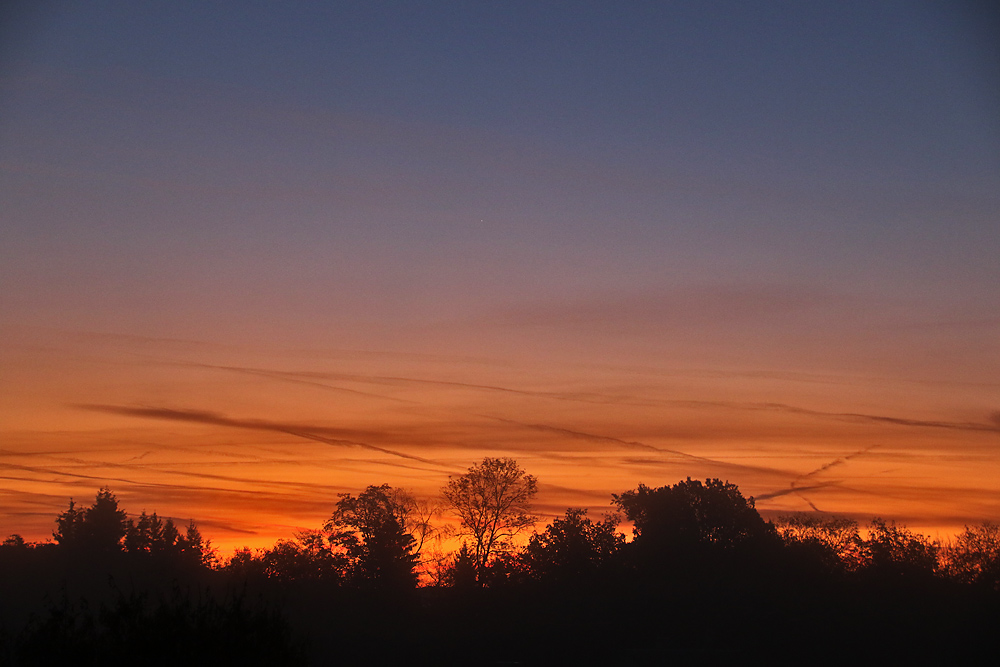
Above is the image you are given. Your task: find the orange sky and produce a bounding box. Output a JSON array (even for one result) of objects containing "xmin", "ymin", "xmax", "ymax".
[
  {"xmin": 1, "ymin": 4, "xmax": 997, "ymax": 557},
  {"xmin": 2, "ymin": 324, "xmax": 997, "ymax": 555}
]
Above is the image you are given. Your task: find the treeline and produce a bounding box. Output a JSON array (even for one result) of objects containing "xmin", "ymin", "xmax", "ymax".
[
  {"xmin": 49, "ymin": 488, "xmax": 212, "ymax": 567},
  {"xmin": 2, "ymin": 458, "xmax": 999, "ymax": 664}
]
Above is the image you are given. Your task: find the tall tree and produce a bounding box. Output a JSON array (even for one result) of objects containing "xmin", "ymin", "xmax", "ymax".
[
  {"xmin": 54, "ymin": 487, "xmax": 127, "ymax": 554},
  {"xmin": 124, "ymin": 511, "xmax": 164, "ymax": 553},
  {"xmin": 84, "ymin": 487, "xmax": 128, "ymax": 552},
  {"xmin": 325, "ymin": 484, "xmax": 419, "ymax": 588},
  {"xmin": 53, "ymin": 498, "xmax": 84, "ymax": 547},
  {"xmin": 442, "ymin": 457, "xmax": 537, "ymax": 577},
  {"xmin": 181, "ymin": 520, "xmax": 214, "ymax": 567}
]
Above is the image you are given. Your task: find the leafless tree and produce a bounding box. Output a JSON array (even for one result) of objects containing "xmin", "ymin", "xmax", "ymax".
[{"xmin": 441, "ymin": 457, "xmax": 537, "ymax": 577}]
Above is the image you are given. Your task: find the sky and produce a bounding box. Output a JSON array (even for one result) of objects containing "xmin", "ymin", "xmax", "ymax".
[{"xmin": 1, "ymin": 1, "xmax": 998, "ymax": 553}]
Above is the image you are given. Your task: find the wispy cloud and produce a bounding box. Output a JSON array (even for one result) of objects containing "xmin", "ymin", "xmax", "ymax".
[
  {"xmin": 756, "ymin": 403, "xmax": 1000, "ymax": 434},
  {"xmin": 174, "ymin": 363, "xmax": 416, "ymax": 404},
  {"xmin": 191, "ymin": 357, "xmax": 1000, "ymax": 439},
  {"xmin": 169, "ymin": 361, "xmax": 671, "ymax": 408},
  {"xmin": 76, "ymin": 404, "xmax": 452, "ymax": 468},
  {"xmin": 640, "ymin": 399, "xmax": 1000, "ymax": 435},
  {"xmin": 496, "ymin": 284, "xmax": 836, "ymax": 330},
  {"xmin": 485, "ymin": 416, "xmax": 798, "ymax": 480}
]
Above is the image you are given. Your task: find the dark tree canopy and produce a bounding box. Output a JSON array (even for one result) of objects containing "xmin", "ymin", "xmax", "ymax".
[
  {"xmin": 260, "ymin": 531, "xmax": 346, "ymax": 583},
  {"xmin": 125, "ymin": 511, "xmax": 175, "ymax": 554},
  {"xmin": 944, "ymin": 522, "xmax": 1000, "ymax": 590},
  {"xmin": 440, "ymin": 542, "xmax": 478, "ymax": 588},
  {"xmin": 325, "ymin": 484, "xmax": 419, "ymax": 588},
  {"xmin": 863, "ymin": 518, "xmax": 939, "ymax": 580},
  {"xmin": 7, "ymin": 479, "xmax": 1000, "ymax": 665},
  {"xmin": 777, "ymin": 514, "xmax": 866, "ymax": 573},
  {"xmin": 85, "ymin": 488, "xmax": 129, "ymax": 551},
  {"xmin": 2, "ymin": 534, "xmax": 28, "ymax": 549},
  {"xmin": 613, "ymin": 478, "xmax": 774, "ymax": 561},
  {"xmin": 54, "ymin": 487, "xmax": 127, "ymax": 554},
  {"xmin": 52, "ymin": 488, "xmax": 212, "ymax": 567},
  {"xmin": 52, "ymin": 499, "xmax": 84, "ymax": 547},
  {"xmin": 521, "ymin": 508, "xmax": 624, "ymax": 582}
]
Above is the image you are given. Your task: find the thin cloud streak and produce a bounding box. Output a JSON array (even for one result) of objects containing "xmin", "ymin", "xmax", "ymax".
[
  {"xmin": 497, "ymin": 284, "xmax": 836, "ymax": 329},
  {"xmin": 485, "ymin": 416, "xmax": 798, "ymax": 479},
  {"xmin": 158, "ymin": 360, "xmax": 1000, "ymax": 437},
  {"xmin": 174, "ymin": 362, "xmax": 417, "ymax": 404},
  {"xmin": 0, "ymin": 461, "xmax": 353, "ymax": 528},
  {"xmin": 5, "ymin": 330, "xmax": 994, "ymax": 548},
  {"xmin": 77, "ymin": 404, "xmax": 451, "ymax": 468},
  {"xmin": 661, "ymin": 400, "xmax": 1000, "ymax": 435},
  {"xmin": 130, "ymin": 358, "xmax": 1000, "ymax": 439},
  {"xmin": 758, "ymin": 403, "xmax": 1000, "ymax": 434},
  {"xmin": 170, "ymin": 361, "xmax": 669, "ymax": 408}
]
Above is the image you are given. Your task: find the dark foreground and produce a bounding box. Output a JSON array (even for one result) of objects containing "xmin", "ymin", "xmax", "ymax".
[
  {"xmin": 2, "ymin": 548, "xmax": 998, "ymax": 666},
  {"xmin": 4, "ymin": 478, "xmax": 999, "ymax": 664}
]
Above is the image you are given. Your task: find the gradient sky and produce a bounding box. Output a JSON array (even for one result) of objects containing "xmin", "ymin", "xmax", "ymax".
[{"xmin": 1, "ymin": 1, "xmax": 998, "ymax": 553}]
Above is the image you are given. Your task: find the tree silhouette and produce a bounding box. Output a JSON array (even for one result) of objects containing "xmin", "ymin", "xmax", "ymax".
[
  {"xmin": 2, "ymin": 534, "xmax": 28, "ymax": 549},
  {"xmin": 124, "ymin": 512, "xmax": 214, "ymax": 566},
  {"xmin": 224, "ymin": 546, "xmax": 267, "ymax": 579},
  {"xmin": 613, "ymin": 478, "xmax": 776, "ymax": 577},
  {"xmin": 84, "ymin": 488, "xmax": 128, "ymax": 552},
  {"xmin": 522, "ymin": 508, "xmax": 624, "ymax": 582},
  {"xmin": 442, "ymin": 457, "xmax": 537, "ymax": 579},
  {"xmin": 52, "ymin": 499, "xmax": 84, "ymax": 548},
  {"xmin": 325, "ymin": 484, "xmax": 419, "ymax": 588},
  {"xmin": 944, "ymin": 522, "xmax": 1000, "ymax": 590},
  {"xmin": 124, "ymin": 511, "xmax": 155, "ymax": 553},
  {"xmin": 863, "ymin": 518, "xmax": 939, "ymax": 580},
  {"xmin": 259, "ymin": 531, "xmax": 346, "ymax": 583},
  {"xmin": 181, "ymin": 520, "xmax": 215, "ymax": 567},
  {"xmin": 615, "ymin": 478, "xmax": 771, "ymax": 549},
  {"xmin": 51, "ymin": 489, "xmax": 212, "ymax": 573},
  {"xmin": 54, "ymin": 487, "xmax": 127, "ymax": 555},
  {"xmin": 777, "ymin": 514, "xmax": 866, "ymax": 573},
  {"xmin": 7, "ymin": 478, "xmax": 1000, "ymax": 664},
  {"xmin": 439, "ymin": 543, "xmax": 478, "ymax": 588}
]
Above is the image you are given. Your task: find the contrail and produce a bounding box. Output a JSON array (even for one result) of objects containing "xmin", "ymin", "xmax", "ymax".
[
  {"xmin": 484, "ymin": 415, "xmax": 791, "ymax": 478},
  {"xmin": 762, "ymin": 444, "xmax": 879, "ymax": 512},
  {"xmin": 792, "ymin": 444, "xmax": 879, "ymax": 488}
]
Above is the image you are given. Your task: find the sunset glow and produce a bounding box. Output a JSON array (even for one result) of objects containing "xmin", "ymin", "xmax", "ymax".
[{"xmin": 1, "ymin": 2, "xmax": 998, "ymax": 556}]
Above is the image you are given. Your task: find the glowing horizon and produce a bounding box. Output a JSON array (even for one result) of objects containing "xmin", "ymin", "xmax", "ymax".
[
  {"xmin": 3, "ymin": 324, "xmax": 997, "ymax": 555},
  {"xmin": 1, "ymin": 3, "xmax": 997, "ymax": 556}
]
